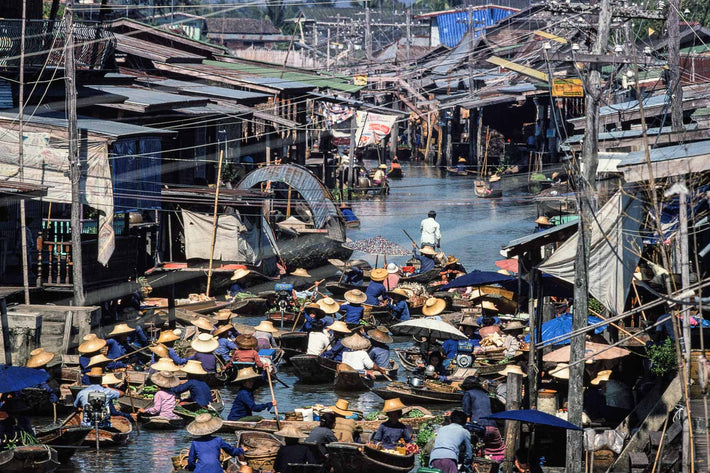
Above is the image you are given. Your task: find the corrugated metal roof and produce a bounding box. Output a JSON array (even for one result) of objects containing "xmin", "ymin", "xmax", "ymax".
[
  {"xmin": 173, "ymin": 102, "xmax": 301, "ymax": 128},
  {"xmin": 621, "ymin": 139, "xmax": 710, "ymax": 167},
  {"xmin": 436, "ymin": 7, "xmax": 516, "ymax": 48},
  {"xmin": 0, "ymin": 111, "xmax": 175, "ymax": 138},
  {"xmin": 618, "ymin": 139, "xmax": 710, "ymax": 182},
  {"xmin": 115, "ymin": 33, "xmax": 205, "ymax": 63},
  {"xmin": 503, "ymin": 220, "xmax": 578, "ymax": 257},
  {"xmin": 206, "ymin": 59, "xmax": 362, "ymax": 93},
  {"xmin": 87, "ymin": 85, "xmax": 208, "ymax": 110},
  {"xmin": 134, "ymin": 77, "xmax": 270, "ymax": 101},
  {"xmin": 564, "ymin": 123, "xmax": 700, "ymax": 144},
  {"xmin": 237, "ymin": 164, "xmax": 343, "ymax": 240}
]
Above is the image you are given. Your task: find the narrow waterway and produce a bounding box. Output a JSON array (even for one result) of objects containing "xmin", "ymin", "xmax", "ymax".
[{"xmin": 60, "ymin": 160, "xmax": 538, "ymax": 472}]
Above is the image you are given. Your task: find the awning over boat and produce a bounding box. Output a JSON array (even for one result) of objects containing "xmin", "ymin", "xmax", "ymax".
[
  {"xmin": 537, "ymin": 190, "xmax": 644, "ymax": 315},
  {"xmin": 502, "ymin": 220, "xmax": 578, "ymax": 258}
]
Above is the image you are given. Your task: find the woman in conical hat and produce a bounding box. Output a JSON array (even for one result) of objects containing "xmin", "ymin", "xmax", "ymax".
[
  {"xmin": 139, "ymin": 371, "xmax": 182, "ymax": 420},
  {"xmin": 371, "ymin": 398, "xmax": 412, "ymax": 449},
  {"xmin": 188, "ymin": 334, "xmax": 219, "ymax": 374},
  {"xmin": 186, "ymin": 413, "xmax": 245, "ymax": 472},
  {"xmin": 173, "ymin": 360, "xmax": 212, "ymax": 409},
  {"xmin": 365, "ymin": 268, "xmax": 389, "ymax": 306},
  {"xmin": 340, "ymin": 290, "xmax": 365, "ymax": 325},
  {"xmin": 227, "ymin": 368, "xmax": 275, "ymax": 422},
  {"xmin": 26, "ymin": 348, "xmax": 61, "ymax": 404},
  {"xmin": 273, "ymin": 425, "xmax": 315, "ymax": 473},
  {"xmin": 78, "ymin": 334, "xmax": 119, "ymax": 384}
]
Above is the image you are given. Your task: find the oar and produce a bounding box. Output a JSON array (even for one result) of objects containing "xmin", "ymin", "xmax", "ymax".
[
  {"xmin": 126, "ymin": 372, "xmax": 140, "ymax": 435},
  {"xmin": 53, "ymin": 403, "xmax": 57, "ymax": 425},
  {"xmin": 271, "ymin": 374, "xmax": 290, "ymax": 389},
  {"xmin": 265, "ymin": 368, "xmax": 281, "ymax": 430},
  {"xmin": 112, "ymin": 344, "xmax": 155, "ymax": 362},
  {"xmin": 402, "ymin": 229, "xmax": 417, "ymax": 247}
]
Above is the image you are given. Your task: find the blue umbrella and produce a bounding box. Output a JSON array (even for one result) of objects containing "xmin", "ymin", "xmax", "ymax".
[
  {"xmin": 440, "ymin": 270, "xmax": 516, "ymax": 290},
  {"xmin": 484, "ymin": 409, "xmax": 582, "ymax": 430},
  {"xmin": 527, "ymin": 313, "xmax": 608, "ymax": 346},
  {"xmin": 0, "ymin": 364, "xmax": 49, "ymax": 393}
]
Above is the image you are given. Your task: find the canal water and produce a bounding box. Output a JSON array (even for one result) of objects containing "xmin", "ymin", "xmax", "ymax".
[{"xmin": 60, "ymin": 161, "xmax": 538, "ymax": 472}]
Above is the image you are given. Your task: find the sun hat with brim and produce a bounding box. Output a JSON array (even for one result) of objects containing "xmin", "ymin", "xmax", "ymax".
[
  {"xmin": 87, "ymin": 367, "xmax": 104, "ymax": 378},
  {"xmin": 151, "ymin": 357, "xmax": 180, "ymax": 372},
  {"xmin": 87, "ymin": 354, "xmax": 112, "ymax": 368},
  {"xmin": 387, "ymin": 263, "xmax": 399, "ymax": 274},
  {"xmin": 344, "ymin": 290, "xmax": 367, "ymax": 305},
  {"xmin": 157, "ymin": 330, "xmax": 180, "ymax": 344},
  {"xmin": 254, "ymin": 320, "xmax": 279, "ymax": 333},
  {"xmin": 213, "ymin": 324, "xmax": 233, "ymax": 337},
  {"xmin": 187, "ymin": 413, "xmax": 224, "ymax": 436},
  {"xmin": 369, "ymin": 268, "xmax": 388, "ymax": 282},
  {"xmin": 234, "ymin": 367, "xmax": 261, "ymax": 383},
  {"xmin": 480, "ymin": 300, "xmax": 499, "ymax": 312},
  {"xmin": 236, "ymin": 334, "xmax": 258, "ymax": 350},
  {"xmin": 446, "ymin": 255, "xmax": 459, "ymax": 265},
  {"xmin": 78, "ymin": 335, "xmax": 107, "ymax": 354},
  {"xmin": 26, "ymin": 348, "xmax": 56, "ymax": 368},
  {"xmin": 503, "ymin": 321, "xmax": 526, "ymax": 332},
  {"xmin": 368, "ymin": 326, "xmax": 393, "ymax": 344},
  {"xmin": 290, "ymin": 268, "xmax": 311, "ymax": 278},
  {"xmin": 459, "ymin": 316, "xmax": 480, "ymax": 328},
  {"xmin": 382, "ymin": 398, "xmax": 407, "ymax": 413},
  {"xmin": 149, "ymin": 344, "xmax": 169, "ymax": 358},
  {"xmin": 102, "ymin": 373, "xmax": 124, "ymax": 386},
  {"xmin": 214, "ymin": 309, "xmax": 234, "ymax": 322},
  {"xmin": 108, "ymin": 323, "xmax": 136, "ymax": 337},
  {"xmin": 191, "ymin": 317, "xmax": 216, "ymax": 332},
  {"xmin": 305, "ymin": 303, "xmax": 326, "ymax": 317},
  {"xmin": 327, "ymin": 321, "xmax": 351, "ymax": 334},
  {"xmin": 387, "ymin": 288, "xmax": 409, "ymax": 300},
  {"xmin": 458, "ymin": 157, "xmax": 467, "ymax": 163},
  {"xmin": 551, "ymin": 363, "xmax": 570, "ymax": 380},
  {"xmin": 231, "ymin": 268, "xmax": 251, "ymax": 281},
  {"xmin": 151, "ymin": 370, "xmax": 181, "ymax": 388},
  {"xmin": 422, "ymin": 297, "xmax": 446, "ymax": 316},
  {"xmin": 591, "ymin": 369, "xmax": 612, "ymax": 386},
  {"xmin": 316, "ymin": 297, "xmax": 341, "ymax": 314},
  {"xmin": 274, "ymin": 425, "xmax": 307, "ymax": 439},
  {"xmin": 181, "ymin": 360, "xmax": 207, "ymax": 376},
  {"xmin": 341, "ymin": 333, "xmax": 371, "ymax": 350},
  {"xmin": 191, "ymin": 333, "xmax": 219, "ymax": 353},
  {"xmin": 499, "ymin": 365, "xmax": 526, "ymax": 377},
  {"xmin": 330, "ymin": 399, "xmax": 354, "ymax": 417},
  {"xmin": 535, "ymin": 216, "xmax": 551, "ymax": 226},
  {"xmin": 419, "ymin": 247, "xmax": 437, "ymax": 256}
]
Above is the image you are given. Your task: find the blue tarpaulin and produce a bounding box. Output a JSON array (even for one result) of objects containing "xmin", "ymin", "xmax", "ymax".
[
  {"xmin": 527, "ymin": 313, "xmax": 608, "ymax": 346},
  {"xmin": 484, "ymin": 409, "xmax": 582, "ymax": 430},
  {"xmin": 0, "ymin": 365, "xmax": 49, "ymax": 393},
  {"xmin": 441, "ymin": 270, "xmax": 516, "ymax": 290}
]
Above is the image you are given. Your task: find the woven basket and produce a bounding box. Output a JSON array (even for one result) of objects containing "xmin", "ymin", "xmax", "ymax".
[
  {"xmin": 424, "ymin": 380, "xmax": 457, "ymax": 393},
  {"xmin": 245, "ymin": 454, "xmax": 278, "ymax": 471}
]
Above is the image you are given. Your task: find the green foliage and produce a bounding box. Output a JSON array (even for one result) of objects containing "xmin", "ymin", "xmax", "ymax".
[
  {"xmin": 588, "ymin": 298, "xmax": 604, "ymax": 316},
  {"xmin": 647, "ymin": 338, "xmax": 678, "ymax": 376}
]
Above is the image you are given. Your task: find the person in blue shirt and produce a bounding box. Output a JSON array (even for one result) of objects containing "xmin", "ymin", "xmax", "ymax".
[
  {"xmin": 367, "ymin": 327, "xmax": 393, "ymax": 369},
  {"xmin": 340, "ymin": 203, "xmax": 358, "ymax": 223},
  {"xmin": 322, "ymin": 321, "xmax": 351, "ymax": 362},
  {"xmin": 227, "ymin": 269, "xmax": 250, "ymax": 299},
  {"xmin": 365, "ymin": 268, "xmax": 389, "ymax": 305},
  {"xmin": 456, "ymin": 157, "xmax": 467, "ymax": 173},
  {"xmin": 371, "ymin": 398, "xmax": 412, "ymax": 449},
  {"xmin": 429, "ymin": 410, "xmax": 472, "ymax": 473},
  {"xmin": 26, "ymin": 348, "xmax": 60, "ymax": 404},
  {"xmin": 342, "ymin": 264, "xmax": 364, "ymax": 286},
  {"xmin": 213, "ymin": 325, "xmax": 237, "ymax": 363},
  {"xmin": 74, "ymin": 373, "xmax": 133, "ymax": 428},
  {"xmin": 340, "ymin": 289, "xmax": 367, "ymax": 324},
  {"xmin": 106, "ymin": 324, "xmax": 137, "ymax": 367},
  {"xmin": 301, "ymin": 303, "xmax": 326, "ymax": 333},
  {"xmin": 461, "ymin": 375, "xmax": 493, "ymax": 426},
  {"xmin": 78, "ymin": 334, "xmax": 110, "ymax": 384},
  {"xmin": 411, "ymin": 244, "xmax": 437, "ymax": 273},
  {"xmin": 189, "ymin": 334, "xmax": 219, "ymax": 373},
  {"xmin": 186, "ymin": 413, "xmax": 244, "ymax": 473},
  {"xmin": 172, "ymin": 361, "xmax": 212, "ymax": 408},
  {"xmin": 227, "ymin": 367, "xmax": 274, "ymax": 421},
  {"xmin": 414, "ymin": 351, "xmax": 449, "ymax": 382},
  {"xmin": 387, "ymin": 289, "xmax": 411, "ymax": 321}
]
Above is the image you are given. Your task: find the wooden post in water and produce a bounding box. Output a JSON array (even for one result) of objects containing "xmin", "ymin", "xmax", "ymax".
[
  {"xmin": 503, "ymin": 371, "xmax": 523, "ymax": 473},
  {"xmin": 205, "ymin": 149, "xmax": 224, "ymax": 298}
]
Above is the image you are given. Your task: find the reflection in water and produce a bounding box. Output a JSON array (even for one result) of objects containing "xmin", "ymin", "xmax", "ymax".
[{"xmin": 59, "ymin": 161, "xmax": 537, "ymax": 471}]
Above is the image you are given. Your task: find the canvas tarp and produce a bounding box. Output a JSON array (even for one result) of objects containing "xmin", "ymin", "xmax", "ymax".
[
  {"xmin": 0, "ymin": 128, "xmax": 115, "ymax": 265},
  {"xmin": 537, "ymin": 190, "xmax": 643, "ymax": 314},
  {"xmin": 355, "ymin": 111, "xmax": 397, "ymax": 147},
  {"xmin": 181, "ymin": 209, "xmax": 278, "ymax": 265}
]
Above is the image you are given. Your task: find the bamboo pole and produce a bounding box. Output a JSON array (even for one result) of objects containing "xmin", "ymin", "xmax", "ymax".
[
  {"xmin": 206, "ymin": 149, "xmax": 225, "ymax": 297},
  {"xmin": 266, "ymin": 369, "xmax": 281, "ymax": 430},
  {"xmin": 126, "ymin": 372, "xmax": 140, "ymax": 435},
  {"xmin": 588, "ymin": 308, "xmax": 647, "ymax": 346},
  {"xmin": 631, "ymin": 280, "xmax": 648, "ymax": 321},
  {"xmin": 286, "ymin": 186, "xmax": 292, "ymax": 218}
]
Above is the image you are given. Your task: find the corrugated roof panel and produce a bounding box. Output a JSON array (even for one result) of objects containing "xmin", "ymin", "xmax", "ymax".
[{"xmin": 435, "ymin": 7, "xmax": 516, "ymax": 48}]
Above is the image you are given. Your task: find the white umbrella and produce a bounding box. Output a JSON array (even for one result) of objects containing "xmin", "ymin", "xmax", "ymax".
[{"xmin": 391, "ymin": 318, "xmax": 467, "ymax": 341}]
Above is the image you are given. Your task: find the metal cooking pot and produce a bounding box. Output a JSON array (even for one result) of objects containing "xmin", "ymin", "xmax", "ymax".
[{"xmin": 409, "ymin": 377, "xmax": 424, "ymax": 388}]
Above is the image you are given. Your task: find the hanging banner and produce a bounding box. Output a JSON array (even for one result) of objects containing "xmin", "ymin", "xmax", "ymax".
[
  {"xmin": 552, "ymin": 78, "xmax": 584, "ymax": 97},
  {"xmin": 355, "ymin": 111, "xmax": 397, "ymax": 148}
]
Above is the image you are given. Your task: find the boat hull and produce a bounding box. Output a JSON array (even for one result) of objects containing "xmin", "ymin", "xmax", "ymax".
[
  {"xmin": 372, "ymin": 384, "xmax": 463, "ymax": 404},
  {"xmin": 327, "ymin": 442, "xmax": 414, "ymax": 473},
  {"xmin": 0, "ymin": 446, "xmax": 60, "ymax": 473},
  {"xmin": 35, "ymin": 425, "xmax": 91, "ymax": 463},
  {"xmin": 279, "ymin": 331, "xmax": 308, "ymax": 362},
  {"xmin": 290, "ymin": 354, "xmax": 338, "ymax": 383},
  {"xmin": 64, "ymin": 414, "xmax": 132, "ymax": 447},
  {"xmin": 139, "ymin": 416, "xmax": 185, "ymax": 431}
]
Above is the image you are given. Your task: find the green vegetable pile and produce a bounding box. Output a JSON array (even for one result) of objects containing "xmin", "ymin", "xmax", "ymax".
[
  {"xmin": 415, "ymin": 422, "xmax": 440, "ymax": 465},
  {"xmin": 364, "ymin": 411, "xmax": 383, "ymax": 421},
  {"xmin": 1, "ymin": 431, "xmax": 38, "ymax": 451},
  {"xmin": 403, "ymin": 409, "xmax": 424, "ymax": 419}
]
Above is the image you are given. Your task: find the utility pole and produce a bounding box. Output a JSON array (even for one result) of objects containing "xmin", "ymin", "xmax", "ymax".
[
  {"xmin": 326, "ymin": 28, "xmax": 331, "ymax": 72},
  {"xmin": 312, "ymin": 22, "xmax": 318, "ymax": 68},
  {"xmin": 365, "ymin": 1, "xmax": 372, "ymax": 62},
  {"xmin": 405, "ymin": 8, "xmax": 411, "ymax": 64},
  {"xmin": 348, "ymin": 114, "xmax": 356, "ymax": 201},
  {"xmin": 468, "ymin": 6, "xmax": 474, "ymax": 92},
  {"xmin": 567, "ymin": 1, "xmax": 612, "ymax": 472},
  {"xmin": 65, "ymin": 0, "xmax": 85, "ymax": 307},
  {"xmin": 19, "ymin": 0, "xmax": 30, "ymax": 304},
  {"xmin": 668, "ymin": 0, "xmax": 684, "ymax": 131}
]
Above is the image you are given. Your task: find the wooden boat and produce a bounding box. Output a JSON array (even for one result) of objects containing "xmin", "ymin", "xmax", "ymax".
[
  {"xmin": 141, "ymin": 298, "xmax": 233, "ymax": 315},
  {"xmin": 327, "ymin": 442, "xmax": 415, "ymax": 473},
  {"xmin": 372, "ymin": 382, "xmax": 463, "ymax": 404},
  {"xmin": 446, "ymin": 167, "xmax": 470, "ymax": 176},
  {"xmin": 387, "ymin": 167, "xmax": 404, "ymax": 179},
  {"xmin": 63, "ymin": 367, "xmax": 150, "ymax": 387},
  {"xmin": 64, "ymin": 413, "xmax": 132, "ymax": 447},
  {"xmin": 394, "ymin": 348, "xmax": 423, "ymax": 372},
  {"xmin": 399, "ymin": 267, "xmax": 442, "ymax": 284},
  {"xmin": 21, "ymin": 387, "xmax": 74, "ymax": 416},
  {"xmin": 174, "ymin": 390, "xmax": 225, "ymax": 418},
  {"xmin": 35, "ymin": 425, "xmax": 90, "ymax": 463},
  {"xmin": 290, "ymin": 354, "xmax": 338, "ymax": 383},
  {"xmin": 267, "ymin": 311, "xmax": 298, "ymax": 327},
  {"xmin": 138, "ymin": 416, "xmax": 185, "ymax": 431},
  {"xmin": 0, "ymin": 445, "xmax": 60, "ymax": 473},
  {"xmin": 231, "ymin": 297, "xmax": 269, "ymax": 316},
  {"xmin": 171, "ymin": 451, "xmax": 237, "ymax": 473},
  {"xmin": 474, "ymin": 179, "xmax": 502, "ymax": 198},
  {"xmin": 235, "ymin": 431, "xmax": 283, "ymax": 472},
  {"xmin": 334, "ymin": 363, "xmax": 399, "ymax": 392},
  {"xmin": 324, "ymin": 281, "xmax": 363, "ymax": 299},
  {"xmin": 279, "ymin": 331, "xmax": 308, "ymax": 361}
]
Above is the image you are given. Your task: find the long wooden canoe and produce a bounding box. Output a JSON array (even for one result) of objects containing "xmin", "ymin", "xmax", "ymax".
[
  {"xmin": 372, "ymin": 383, "xmax": 463, "ymax": 404},
  {"xmin": 218, "ymin": 414, "xmax": 436, "ymax": 435},
  {"xmin": 279, "ymin": 331, "xmax": 308, "ymax": 361},
  {"xmin": 35, "ymin": 425, "xmax": 91, "ymax": 463},
  {"xmin": 327, "ymin": 442, "xmax": 415, "ymax": 473},
  {"xmin": 138, "ymin": 416, "xmax": 185, "ymax": 431},
  {"xmin": 333, "ymin": 363, "xmax": 399, "ymax": 392},
  {"xmin": 64, "ymin": 413, "xmax": 132, "ymax": 447},
  {"xmin": 0, "ymin": 445, "xmax": 60, "ymax": 473},
  {"xmin": 290, "ymin": 354, "xmax": 339, "ymax": 383}
]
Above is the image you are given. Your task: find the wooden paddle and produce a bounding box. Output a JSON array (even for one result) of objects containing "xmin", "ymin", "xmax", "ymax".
[
  {"xmin": 125, "ymin": 371, "xmax": 140, "ymax": 435},
  {"xmin": 265, "ymin": 368, "xmax": 281, "ymax": 430},
  {"xmin": 112, "ymin": 344, "xmax": 155, "ymax": 362}
]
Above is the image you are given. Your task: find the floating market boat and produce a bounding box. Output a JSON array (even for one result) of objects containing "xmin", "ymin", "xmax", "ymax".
[
  {"xmin": 138, "ymin": 416, "xmax": 185, "ymax": 431},
  {"xmin": 326, "ymin": 442, "xmax": 415, "ymax": 473},
  {"xmin": 141, "ymin": 298, "xmax": 234, "ymax": 315},
  {"xmin": 231, "ymin": 297, "xmax": 269, "ymax": 316},
  {"xmin": 399, "ymin": 267, "xmax": 443, "ymax": 284},
  {"xmin": 388, "ymin": 167, "xmax": 404, "ymax": 179},
  {"xmin": 235, "ymin": 431, "xmax": 283, "ymax": 472},
  {"xmin": 290, "ymin": 354, "xmax": 339, "ymax": 383},
  {"xmin": 64, "ymin": 414, "xmax": 132, "ymax": 447},
  {"xmin": 279, "ymin": 331, "xmax": 308, "ymax": 362},
  {"xmin": 324, "ymin": 281, "xmax": 363, "ymax": 299},
  {"xmin": 0, "ymin": 445, "xmax": 60, "ymax": 473},
  {"xmin": 173, "ymin": 390, "xmax": 225, "ymax": 418},
  {"xmin": 21, "ymin": 387, "xmax": 74, "ymax": 416},
  {"xmin": 393, "ymin": 348, "xmax": 423, "ymax": 372},
  {"xmin": 267, "ymin": 311, "xmax": 298, "ymax": 327},
  {"xmin": 333, "ymin": 363, "xmax": 399, "ymax": 392},
  {"xmin": 372, "ymin": 382, "xmax": 464, "ymax": 404},
  {"xmin": 446, "ymin": 167, "xmax": 470, "ymax": 176},
  {"xmin": 474, "ymin": 179, "xmax": 503, "ymax": 198},
  {"xmin": 35, "ymin": 425, "xmax": 91, "ymax": 463}
]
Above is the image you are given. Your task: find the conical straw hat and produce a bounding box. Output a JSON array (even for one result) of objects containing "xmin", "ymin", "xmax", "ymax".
[
  {"xmin": 151, "ymin": 370, "xmax": 181, "ymax": 388},
  {"xmin": 422, "ymin": 297, "xmax": 446, "ymax": 316},
  {"xmin": 254, "ymin": 320, "xmax": 279, "ymax": 333},
  {"xmin": 87, "ymin": 354, "xmax": 112, "ymax": 368},
  {"xmin": 369, "ymin": 268, "xmax": 388, "ymax": 282},
  {"xmin": 191, "ymin": 333, "xmax": 219, "ymax": 353},
  {"xmin": 234, "ymin": 367, "xmax": 261, "ymax": 383},
  {"xmin": 341, "ymin": 333, "xmax": 371, "ymax": 350},
  {"xmin": 108, "ymin": 323, "xmax": 136, "ymax": 337},
  {"xmin": 344, "ymin": 289, "xmax": 367, "ymax": 304},
  {"xmin": 191, "ymin": 317, "xmax": 215, "ymax": 332},
  {"xmin": 274, "ymin": 424, "xmax": 307, "ymax": 439},
  {"xmin": 327, "ymin": 321, "xmax": 351, "ymax": 334},
  {"xmin": 26, "ymin": 348, "xmax": 56, "ymax": 368},
  {"xmin": 78, "ymin": 335, "xmax": 107, "ymax": 354},
  {"xmin": 187, "ymin": 413, "xmax": 224, "ymax": 436},
  {"xmin": 316, "ymin": 297, "xmax": 340, "ymax": 314},
  {"xmin": 151, "ymin": 357, "xmax": 180, "ymax": 372},
  {"xmin": 157, "ymin": 330, "xmax": 180, "ymax": 344},
  {"xmin": 101, "ymin": 373, "xmax": 124, "ymax": 386},
  {"xmin": 181, "ymin": 360, "xmax": 207, "ymax": 376},
  {"xmin": 382, "ymin": 398, "xmax": 407, "ymax": 413}
]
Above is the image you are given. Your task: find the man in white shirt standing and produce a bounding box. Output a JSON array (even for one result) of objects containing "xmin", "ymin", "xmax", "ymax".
[
  {"xmin": 420, "ymin": 210, "xmax": 441, "ymax": 248},
  {"xmin": 306, "ymin": 320, "xmax": 330, "ymax": 355}
]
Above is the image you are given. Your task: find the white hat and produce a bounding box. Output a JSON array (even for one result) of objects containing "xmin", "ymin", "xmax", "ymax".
[{"xmin": 386, "ymin": 263, "xmax": 399, "ymax": 274}]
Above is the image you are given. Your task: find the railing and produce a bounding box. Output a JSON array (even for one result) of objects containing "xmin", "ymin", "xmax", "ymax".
[{"xmin": 0, "ymin": 19, "xmax": 115, "ymax": 70}]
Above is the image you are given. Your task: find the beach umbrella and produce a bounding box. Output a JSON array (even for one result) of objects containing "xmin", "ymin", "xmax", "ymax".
[
  {"xmin": 543, "ymin": 341, "xmax": 631, "ymax": 363},
  {"xmin": 0, "ymin": 364, "xmax": 49, "ymax": 393},
  {"xmin": 484, "ymin": 409, "xmax": 582, "ymax": 430},
  {"xmin": 343, "ymin": 236, "xmax": 410, "ymax": 256},
  {"xmin": 391, "ymin": 318, "xmax": 467, "ymax": 341}
]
